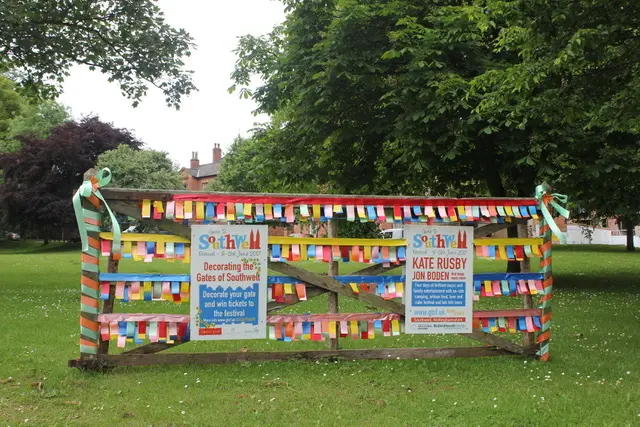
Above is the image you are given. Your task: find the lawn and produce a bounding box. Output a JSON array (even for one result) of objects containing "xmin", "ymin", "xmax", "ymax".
[{"xmin": 1, "ymin": 241, "xmax": 639, "ymax": 426}]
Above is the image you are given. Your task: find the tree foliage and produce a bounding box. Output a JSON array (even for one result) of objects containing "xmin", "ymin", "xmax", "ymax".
[
  {"xmin": 230, "ymin": 0, "xmax": 640, "ymax": 252},
  {"xmin": 231, "ymin": 1, "xmax": 639, "ymax": 192},
  {"xmin": 0, "ymin": 0, "xmax": 196, "ymax": 107},
  {"xmin": 0, "ymin": 76, "xmax": 71, "ymax": 153},
  {"xmin": 0, "ymin": 116, "xmax": 141, "ymax": 236},
  {"xmin": 96, "ymin": 145, "xmax": 183, "ymax": 190}
]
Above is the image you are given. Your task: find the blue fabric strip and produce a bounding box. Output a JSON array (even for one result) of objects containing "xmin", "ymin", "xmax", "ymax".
[
  {"xmin": 509, "ymin": 279, "xmax": 517, "ymax": 295},
  {"xmin": 474, "ymin": 273, "xmax": 543, "ymax": 281},
  {"xmin": 506, "ymin": 245, "xmax": 515, "ymax": 260},
  {"xmin": 528, "ymin": 205, "xmax": 538, "ymax": 216},
  {"xmin": 274, "ymin": 204, "xmax": 283, "ymax": 218},
  {"xmin": 100, "ymin": 273, "xmax": 191, "ymax": 282},
  {"xmin": 205, "ymin": 203, "xmax": 215, "ymax": 220},
  {"xmin": 474, "ymin": 280, "xmax": 481, "ymax": 292},
  {"xmin": 366, "ymin": 206, "xmax": 376, "ymax": 220},
  {"xmin": 268, "ymin": 275, "xmax": 405, "ymax": 284},
  {"xmin": 146, "ymin": 241, "xmax": 155, "ymax": 255},
  {"xmin": 397, "ymin": 246, "xmax": 406, "ymax": 260},
  {"xmin": 533, "ymin": 316, "xmax": 542, "ymax": 328},
  {"xmin": 272, "ymin": 244, "xmax": 281, "ymax": 259},
  {"xmin": 518, "ymin": 317, "xmax": 526, "ymax": 331},
  {"xmin": 488, "ymin": 246, "xmax": 496, "ymax": 258},
  {"xmin": 175, "ymin": 243, "xmax": 185, "ymax": 256},
  {"xmin": 171, "ymin": 282, "xmax": 180, "ymax": 294},
  {"xmin": 519, "ymin": 206, "xmax": 530, "ymax": 217},
  {"xmin": 412, "ymin": 206, "xmax": 421, "ymax": 216}
]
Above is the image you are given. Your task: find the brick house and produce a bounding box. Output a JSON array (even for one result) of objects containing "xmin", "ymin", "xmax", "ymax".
[{"xmin": 181, "ymin": 144, "xmax": 223, "ymax": 190}]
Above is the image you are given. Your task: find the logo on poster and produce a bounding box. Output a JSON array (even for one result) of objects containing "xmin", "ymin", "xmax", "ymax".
[
  {"xmin": 198, "ymin": 229, "xmax": 262, "ymax": 250},
  {"xmin": 412, "ymin": 230, "xmax": 468, "ymax": 249}
]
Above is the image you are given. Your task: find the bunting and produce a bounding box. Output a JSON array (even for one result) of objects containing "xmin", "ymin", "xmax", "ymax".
[{"xmin": 140, "ymin": 196, "xmax": 539, "ymax": 225}]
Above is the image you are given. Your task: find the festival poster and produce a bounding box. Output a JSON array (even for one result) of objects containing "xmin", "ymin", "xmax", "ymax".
[
  {"xmin": 405, "ymin": 225, "xmax": 474, "ymax": 334},
  {"xmin": 190, "ymin": 224, "xmax": 268, "ymax": 340}
]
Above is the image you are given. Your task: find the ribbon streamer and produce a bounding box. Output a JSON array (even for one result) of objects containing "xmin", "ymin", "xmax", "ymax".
[
  {"xmin": 535, "ymin": 183, "xmax": 569, "ymax": 244},
  {"xmin": 73, "ymin": 168, "xmax": 121, "ymax": 254}
]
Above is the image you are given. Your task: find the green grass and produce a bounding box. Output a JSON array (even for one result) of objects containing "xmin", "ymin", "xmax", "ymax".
[{"xmin": 1, "ymin": 241, "xmax": 640, "ymax": 426}]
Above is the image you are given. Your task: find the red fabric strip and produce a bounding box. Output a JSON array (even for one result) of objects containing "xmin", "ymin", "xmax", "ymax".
[{"xmin": 171, "ymin": 194, "xmax": 537, "ymax": 207}]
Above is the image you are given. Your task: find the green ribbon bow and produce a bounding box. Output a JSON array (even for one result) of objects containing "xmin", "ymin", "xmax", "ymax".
[
  {"xmin": 535, "ymin": 183, "xmax": 570, "ymax": 244},
  {"xmin": 72, "ymin": 168, "xmax": 121, "ymax": 254}
]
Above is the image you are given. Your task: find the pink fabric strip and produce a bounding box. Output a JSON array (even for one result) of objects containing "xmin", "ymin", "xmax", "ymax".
[
  {"xmin": 98, "ymin": 313, "xmax": 190, "ymax": 323},
  {"xmin": 267, "ymin": 313, "xmax": 401, "ymax": 323}
]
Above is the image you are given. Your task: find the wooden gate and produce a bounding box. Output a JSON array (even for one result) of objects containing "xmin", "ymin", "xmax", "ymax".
[{"xmin": 69, "ymin": 170, "xmax": 560, "ymax": 370}]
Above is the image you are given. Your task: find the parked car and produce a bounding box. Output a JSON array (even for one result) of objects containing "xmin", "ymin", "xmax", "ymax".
[
  {"xmin": 288, "ymin": 233, "xmax": 314, "ymax": 238},
  {"xmin": 380, "ymin": 228, "xmax": 404, "ymax": 239},
  {"xmin": 5, "ymin": 232, "xmax": 20, "ymax": 241}
]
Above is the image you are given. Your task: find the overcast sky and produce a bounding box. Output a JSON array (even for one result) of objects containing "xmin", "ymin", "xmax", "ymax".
[{"xmin": 59, "ymin": 0, "xmax": 285, "ymax": 168}]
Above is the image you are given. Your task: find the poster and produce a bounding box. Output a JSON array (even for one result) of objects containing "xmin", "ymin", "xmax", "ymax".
[
  {"xmin": 405, "ymin": 225, "xmax": 473, "ymax": 334},
  {"xmin": 190, "ymin": 224, "xmax": 268, "ymax": 340}
]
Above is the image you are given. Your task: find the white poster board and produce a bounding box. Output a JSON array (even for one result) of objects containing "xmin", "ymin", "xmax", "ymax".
[
  {"xmin": 190, "ymin": 224, "xmax": 268, "ymax": 340},
  {"xmin": 405, "ymin": 225, "xmax": 473, "ymax": 334}
]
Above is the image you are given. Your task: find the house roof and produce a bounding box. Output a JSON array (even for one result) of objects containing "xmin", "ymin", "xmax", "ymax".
[{"xmin": 186, "ymin": 160, "xmax": 222, "ymax": 179}]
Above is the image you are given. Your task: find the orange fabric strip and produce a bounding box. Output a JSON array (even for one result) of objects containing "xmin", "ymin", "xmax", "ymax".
[
  {"xmin": 543, "ymin": 277, "xmax": 553, "ymax": 288},
  {"xmin": 80, "ymin": 338, "xmax": 97, "ymax": 347},
  {"xmin": 540, "ymin": 257, "xmax": 552, "ymax": 267},
  {"xmin": 537, "ymin": 331, "xmax": 550, "ymax": 343},
  {"xmin": 81, "ymin": 275, "xmax": 99, "ymax": 290},
  {"xmin": 87, "ymin": 194, "xmax": 101, "ymax": 209},
  {"xmin": 541, "ymin": 353, "xmax": 550, "ymax": 362},
  {"xmin": 87, "ymin": 236, "xmax": 101, "ymax": 249},
  {"xmin": 81, "ymin": 253, "xmax": 99, "ymax": 265},
  {"xmin": 84, "ymin": 217, "xmax": 100, "ymax": 226},
  {"xmin": 81, "ymin": 295, "xmax": 99, "ymax": 308},
  {"xmin": 80, "ymin": 317, "xmax": 98, "ymax": 330},
  {"xmin": 538, "ymin": 294, "xmax": 552, "ymax": 303},
  {"xmin": 540, "ymin": 241, "xmax": 552, "ymax": 253},
  {"xmin": 542, "ymin": 313, "xmax": 552, "ymax": 324}
]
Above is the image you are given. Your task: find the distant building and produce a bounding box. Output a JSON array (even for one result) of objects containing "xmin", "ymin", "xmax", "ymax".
[{"xmin": 181, "ymin": 144, "xmax": 223, "ymax": 190}]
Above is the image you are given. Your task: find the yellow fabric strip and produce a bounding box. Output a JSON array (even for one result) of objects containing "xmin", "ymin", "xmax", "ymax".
[
  {"xmin": 141, "ymin": 200, "xmax": 151, "ymax": 218},
  {"xmin": 195, "ymin": 201, "xmax": 205, "ymax": 219},
  {"xmin": 184, "ymin": 201, "xmax": 193, "ymax": 216},
  {"xmin": 268, "ymin": 237, "xmax": 406, "ymax": 246},
  {"xmin": 100, "ymin": 233, "xmax": 190, "ymax": 243},
  {"xmin": 474, "ymin": 238, "xmax": 543, "ymax": 246},
  {"xmin": 498, "ymin": 245, "xmax": 508, "ymax": 260}
]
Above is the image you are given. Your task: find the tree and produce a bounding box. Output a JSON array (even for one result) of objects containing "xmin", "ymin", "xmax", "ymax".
[
  {"xmin": 0, "ymin": 0, "xmax": 196, "ymax": 107},
  {"xmin": 2, "ymin": 101, "xmax": 70, "ymax": 152},
  {"xmin": 96, "ymin": 145, "xmax": 183, "ymax": 190},
  {"xmin": 230, "ymin": 0, "xmax": 579, "ymax": 199},
  {"xmin": 0, "ymin": 116, "xmax": 141, "ymax": 243},
  {"xmin": 0, "ymin": 76, "xmax": 24, "ymax": 144},
  {"xmin": 560, "ymin": 134, "xmax": 640, "ymax": 251}
]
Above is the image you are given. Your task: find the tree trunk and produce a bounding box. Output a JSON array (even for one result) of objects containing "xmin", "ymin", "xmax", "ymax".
[
  {"xmin": 623, "ymin": 217, "xmax": 635, "ymax": 252},
  {"xmin": 43, "ymin": 229, "xmax": 50, "ymax": 245}
]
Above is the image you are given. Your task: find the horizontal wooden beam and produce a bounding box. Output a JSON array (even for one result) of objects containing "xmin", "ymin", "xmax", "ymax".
[
  {"xmin": 460, "ymin": 331, "xmax": 525, "ymax": 354},
  {"xmin": 473, "ymin": 308, "xmax": 541, "ymax": 318},
  {"xmin": 101, "ymin": 187, "xmax": 537, "ymax": 203},
  {"xmin": 69, "ymin": 346, "xmax": 516, "ymax": 369},
  {"xmin": 110, "ymin": 201, "xmax": 190, "ymax": 238},
  {"xmin": 120, "ymin": 341, "xmax": 185, "ymax": 355},
  {"xmin": 267, "ymin": 286, "xmax": 327, "ymax": 312},
  {"xmin": 351, "ymin": 262, "xmax": 404, "ymax": 275},
  {"xmin": 268, "ymin": 261, "xmax": 405, "ymax": 315}
]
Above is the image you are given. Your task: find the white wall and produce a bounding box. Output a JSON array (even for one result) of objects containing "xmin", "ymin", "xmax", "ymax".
[{"xmin": 565, "ymin": 225, "xmax": 640, "ymax": 246}]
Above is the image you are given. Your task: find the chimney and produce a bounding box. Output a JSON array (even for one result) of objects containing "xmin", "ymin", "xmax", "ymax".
[
  {"xmin": 213, "ymin": 143, "xmax": 222, "ymax": 162},
  {"xmin": 190, "ymin": 151, "xmax": 199, "ymax": 169}
]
